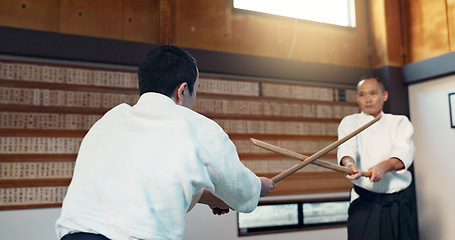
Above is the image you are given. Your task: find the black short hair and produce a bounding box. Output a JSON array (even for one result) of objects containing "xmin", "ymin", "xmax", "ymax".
[
  {"xmin": 358, "ymin": 76, "xmax": 386, "ymax": 92},
  {"xmin": 138, "ymin": 45, "xmax": 198, "ymax": 96}
]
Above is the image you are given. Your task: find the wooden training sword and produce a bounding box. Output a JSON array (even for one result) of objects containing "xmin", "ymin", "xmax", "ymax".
[
  {"xmin": 267, "ymin": 114, "xmax": 381, "ymax": 183},
  {"xmin": 250, "ymin": 138, "xmax": 371, "ymax": 177}
]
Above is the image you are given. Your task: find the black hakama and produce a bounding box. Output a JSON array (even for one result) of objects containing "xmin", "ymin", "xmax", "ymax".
[{"xmin": 347, "ymin": 185, "xmax": 419, "ymax": 240}]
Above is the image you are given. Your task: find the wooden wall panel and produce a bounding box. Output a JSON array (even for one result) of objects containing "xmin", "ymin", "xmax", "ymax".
[
  {"xmin": 404, "ymin": 0, "xmax": 450, "ymax": 63},
  {"xmin": 266, "ymin": 173, "xmax": 353, "ymax": 196},
  {"xmin": 1, "ymin": 0, "xmax": 455, "ymax": 67},
  {"xmin": 368, "ymin": 0, "xmax": 405, "ymax": 68},
  {"xmin": 0, "ymin": 0, "xmax": 59, "ymax": 32},
  {"xmin": 0, "ymin": 59, "xmax": 358, "ymax": 209},
  {"xmin": 59, "ymin": 0, "xmax": 123, "ymax": 39},
  {"xmin": 384, "ymin": 0, "xmax": 405, "ymax": 67},
  {"xmin": 449, "ymin": 0, "xmax": 455, "ymax": 51},
  {"xmin": 159, "ymin": 0, "xmax": 175, "ymax": 44},
  {"xmin": 368, "ymin": 0, "xmax": 387, "ymax": 69},
  {"xmin": 122, "ymin": 0, "xmax": 160, "ymax": 43},
  {"xmin": 173, "ymin": 0, "xmax": 371, "ymax": 69}
]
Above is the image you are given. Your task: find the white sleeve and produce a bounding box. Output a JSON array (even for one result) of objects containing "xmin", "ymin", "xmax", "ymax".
[
  {"xmin": 337, "ymin": 116, "xmax": 359, "ymax": 165},
  {"xmin": 187, "ymin": 189, "xmax": 204, "ymax": 213},
  {"xmin": 388, "ymin": 116, "xmax": 415, "ymax": 169},
  {"xmin": 202, "ymin": 126, "xmax": 261, "ymax": 213}
]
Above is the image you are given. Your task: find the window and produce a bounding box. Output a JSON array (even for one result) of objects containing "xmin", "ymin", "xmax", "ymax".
[
  {"xmin": 238, "ymin": 198, "xmax": 349, "ymax": 236},
  {"xmin": 302, "ymin": 201, "xmax": 350, "ymax": 225},
  {"xmin": 233, "ymin": 0, "xmax": 356, "ymax": 27},
  {"xmin": 238, "ymin": 203, "xmax": 300, "ymax": 231}
]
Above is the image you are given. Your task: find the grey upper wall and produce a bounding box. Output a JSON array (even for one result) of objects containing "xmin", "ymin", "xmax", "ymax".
[
  {"xmin": 402, "ymin": 51, "xmax": 455, "ymax": 84},
  {"xmin": 0, "ymin": 26, "xmax": 372, "ymax": 86}
]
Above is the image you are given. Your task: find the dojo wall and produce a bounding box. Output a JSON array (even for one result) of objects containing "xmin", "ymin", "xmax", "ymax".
[
  {"xmin": 2, "ymin": 0, "xmax": 455, "ymax": 239},
  {"xmin": 408, "ymin": 75, "xmax": 455, "ymax": 240},
  {"xmin": 0, "ymin": 53, "xmax": 353, "ymax": 240}
]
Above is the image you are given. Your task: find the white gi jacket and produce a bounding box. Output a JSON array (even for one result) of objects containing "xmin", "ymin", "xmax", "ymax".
[
  {"xmin": 56, "ymin": 93, "xmax": 261, "ymax": 240},
  {"xmin": 337, "ymin": 112, "xmax": 415, "ymax": 199}
]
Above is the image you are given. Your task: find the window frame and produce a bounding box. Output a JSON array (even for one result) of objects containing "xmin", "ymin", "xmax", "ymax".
[{"xmin": 237, "ymin": 197, "xmax": 350, "ymax": 236}]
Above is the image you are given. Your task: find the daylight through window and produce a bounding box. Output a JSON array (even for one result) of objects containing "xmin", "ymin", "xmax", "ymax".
[{"xmin": 233, "ymin": 0, "xmax": 356, "ymax": 27}]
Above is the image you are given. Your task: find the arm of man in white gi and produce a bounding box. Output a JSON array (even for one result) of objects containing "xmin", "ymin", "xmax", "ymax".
[{"xmin": 338, "ymin": 115, "xmax": 415, "ymax": 182}]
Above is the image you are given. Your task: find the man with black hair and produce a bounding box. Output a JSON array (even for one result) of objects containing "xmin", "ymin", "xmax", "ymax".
[
  {"xmin": 56, "ymin": 45, "xmax": 275, "ymax": 240},
  {"xmin": 337, "ymin": 76, "xmax": 418, "ymax": 240}
]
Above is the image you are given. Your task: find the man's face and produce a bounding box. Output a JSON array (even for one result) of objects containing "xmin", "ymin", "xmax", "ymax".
[
  {"xmin": 181, "ymin": 69, "xmax": 200, "ymax": 109},
  {"xmin": 356, "ymin": 78, "xmax": 388, "ymax": 117}
]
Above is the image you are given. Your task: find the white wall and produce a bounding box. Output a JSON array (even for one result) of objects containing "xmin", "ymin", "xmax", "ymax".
[
  {"xmin": 0, "ymin": 208, "xmax": 61, "ymax": 240},
  {"xmin": 0, "ymin": 194, "xmax": 348, "ymax": 240},
  {"xmin": 184, "ymin": 204, "xmax": 347, "ymax": 240},
  {"xmin": 183, "ymin": 193, "xmax": 348, "ymax": 240},
  {"xmin": 408, "ymin": 75, "xmax": 455, "ymax": 240}
]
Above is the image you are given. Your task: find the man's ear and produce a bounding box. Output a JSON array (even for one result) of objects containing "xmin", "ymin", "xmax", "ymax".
[
  {"xmin": 383, "ymin": 90, "xmax": 389, "ymax": 102},
  {"xmin": 173, "ymin": 82, "xmax": 188, "ymax": 105}
]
